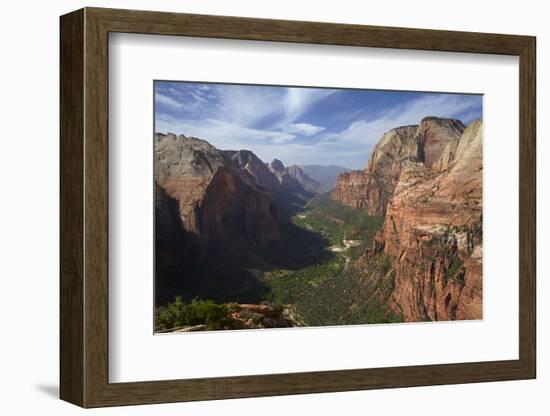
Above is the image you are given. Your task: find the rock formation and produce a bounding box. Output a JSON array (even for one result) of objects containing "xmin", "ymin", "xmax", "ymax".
[
  {"xmin": 285, "ymin": 165, "xmax": 321, "ymax": 194},
  {"xmin": 155, "ymin": 133, "xmax": 280, "ymax": 260},
  {"xmin": 224, "ymin": 150, "xmax": 281, "ymax": 193},
  {"xmin": 267, "ymin": 159, "xmax": 317, "ymax": 215},
  {"xmin": 268, "ymin": 158, "xmax": 304, "ymax": 192},
  {"xmin": 366, "ymin": 119, "xmax": 483, "ymax": 321},
  {"xmin": 158, "ymin": 303, "xmax": 303, "ymax": 332},
  {"xmin": 227, "ymin": 303, "xmax": 304, "ymax": 329},
  {"xmin": 332, "ymin": 118, "xmax": 465, "ymax": 215}
]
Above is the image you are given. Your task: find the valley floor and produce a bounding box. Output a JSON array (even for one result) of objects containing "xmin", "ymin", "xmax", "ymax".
[{"xmin": 155, "ymin": 194, "xmax": 403, "ymax": 332}]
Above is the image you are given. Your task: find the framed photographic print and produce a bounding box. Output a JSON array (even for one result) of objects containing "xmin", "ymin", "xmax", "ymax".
[{"xmin": 60, "ymin": 7, "xmax": 536, "ymax": 408}]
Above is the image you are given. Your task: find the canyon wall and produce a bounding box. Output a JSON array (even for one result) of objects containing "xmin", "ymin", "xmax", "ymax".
[
  {"xmin": 155, "ymin": 133, "xmax": 281, "ymax": 261},
  {"xmin": 366, "ymin": 119, "xmax": 483, "ymax": 321}
]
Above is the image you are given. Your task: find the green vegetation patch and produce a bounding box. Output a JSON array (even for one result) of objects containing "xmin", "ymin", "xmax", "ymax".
[
  {"xmin": 261, "ymin": 194, "xmax": 396, "ymax": 326},
  {"xmin": 263, "ymin": 257, "xmax": 345, "ymax": 304},
  {"xmin": 446, "ymin": 254, "xmax": 464, "ymax": 281},
  {"xmin": 155, "ymin": 297, "xmax": 245, "ymax": 331},
  {"xmin": 293, "ymin": 193, "xmax": 384, "ymax": 248}
]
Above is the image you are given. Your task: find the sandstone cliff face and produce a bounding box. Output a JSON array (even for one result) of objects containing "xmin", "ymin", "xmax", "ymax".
[
  {"xmin": 331, "ymin": 170, "xmax": 380, "ymax": 212},
  {"xmin": 224, "ymin": 150, "xmax": 281, "ymax": 193},
  {"xmin": 332, "ymin": 118, "xmax": 465, "ymax": 215},
  {"xmin": 155, "ymin": 134, "xmax": 280, "ymax": 260},
  {"xmin": 224, "ymin": 152, "xmax": 319, "ymax": 216},
  {"xmin": 415, "ymin": 117, "xmax": 465, "ymax": 168},
  {"xmin": 373, "ymin": 120, "xmax": 483, "ymax": 321}
]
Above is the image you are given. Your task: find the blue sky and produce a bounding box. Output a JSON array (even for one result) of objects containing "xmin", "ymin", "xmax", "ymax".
[{"xmin": 155, "ymin": 81, "xmax": 482, "ymax": 169}]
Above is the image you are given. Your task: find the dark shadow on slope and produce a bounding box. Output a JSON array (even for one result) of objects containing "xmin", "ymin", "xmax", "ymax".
[
  {"xmin": 156, "ymin": 221, "xmax": 333, "ymax": 307},
  {"xmin": 156, "ymin": 258, "xmax": 272, "ymax": 306},
  {"xmin": 260, "ymin": 221, "xmax": 334, "ymax": 270},
  {"xmin": 155, "ymin": 179, "xmax": 333, "ymax": 306}
]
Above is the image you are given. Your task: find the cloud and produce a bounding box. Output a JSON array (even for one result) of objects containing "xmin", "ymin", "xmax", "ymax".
[
  {"xmin": 457, "ymin": 109, "xmax": 483, "ymax": 125},
  {"xmin": 155, "ymin": 92, "xmax": 183, "ymax": 109},
  {"xmin": 208, "ymin": 85, "xmax": 281, "ymax": 127},
  {"xmin": 155, "ymin": 82, "xmax": 482, "ymax": 169},
  {"xmin": 283, "ymin": 88, "xmax": 334, "ymax": 123},
  {"xmin": 155, "ymin": 116, "xmax": 296, "ymax": 148},
  {"xmin": 306, "ymin": 93, "xmax": 482, "ymax": 167},
  {"xmin": 283, "ymin": 122, "xmax": 325, "ymax": 136},
  {"xmin": 321, "ymin": 93, "xmax": 482, "ymax": 148},
  {"xmin": 390, "ymin": 94, "xmax": 481, "ymax": 124},
  {"xmin": 189, "ymin": 91, "xmax": 208, "ymax": 103}
]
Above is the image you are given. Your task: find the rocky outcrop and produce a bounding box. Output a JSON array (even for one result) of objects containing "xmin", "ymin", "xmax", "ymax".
[
  {"xmin": 227, "ymin": 303, "xmax": 304, "ymax": 329},
  {"xmin": 269, "ymin": 159, "xmax": 303, "ymax": 191},
  {"xmin": 331, "ymin": 170, "xmax": 381, "ymax": 211},
  {"xmin": 286, "ymin": 165, "xmax": 321, "ymax": 193},
  {"xmin": 267, "ymin": 159, "xmax": 316, "ymax": 215},
  {"xmin": 332, "ymin": 118, "xmax": 465, "ymax": 215},
  {"xmin": 224, "ymin": 150, "xmax": 281, "ymax": 193},
  {"xmin": 224, "ymin": 151, "xmax": 319, "ymax": 216},
  {"xmin": 415, "ymin": 117, "xmax": 465, "ymax": 168},
  {"xmin": 155, "ymin": 133, "xmax": 280, "ymax": 260},
  {"xmin": 158, "ymin": 303, "xmax": 303, "ymax": 332},
  {"xmin": 370, "ymin": 120, "xmax": 483, "ymax": 321}
]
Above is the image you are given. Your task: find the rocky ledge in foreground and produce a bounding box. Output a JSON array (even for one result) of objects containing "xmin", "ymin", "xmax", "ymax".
[{"xmin": 157, "ymin": 303, "xmax": 304, "ymax": 333}]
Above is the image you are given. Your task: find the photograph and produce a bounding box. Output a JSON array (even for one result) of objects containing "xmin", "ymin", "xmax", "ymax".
[{"xmin": 153, "ymin": 81, "xmax": 483, "ymax": 333}]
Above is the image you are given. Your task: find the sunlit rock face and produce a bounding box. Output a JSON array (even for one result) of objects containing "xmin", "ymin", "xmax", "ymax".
[
  {"xmin": 332, "ymin": 118, "xmax": 465, "ymax": 216},
  {"xmin": 374, "ymin": 120, "xmax": 483, "ymax": 321}
]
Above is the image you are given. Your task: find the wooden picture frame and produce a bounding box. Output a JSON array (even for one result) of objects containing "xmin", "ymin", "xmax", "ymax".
[{"xmin": 60, "ymin": 7, "xmax": 536, "ymax": 408}]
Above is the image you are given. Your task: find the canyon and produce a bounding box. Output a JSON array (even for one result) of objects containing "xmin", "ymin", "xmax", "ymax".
[
  {"xmin": 155, "ymin": 115, "xmax": 483, "ymax": 330},
  {"xmin": 154, "ymin": 133, "xmax": 323, "ymax": 306}
]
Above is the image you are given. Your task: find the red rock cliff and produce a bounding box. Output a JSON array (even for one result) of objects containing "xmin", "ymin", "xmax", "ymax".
[
  {"xmin": 376, "ymin": 120, "xmax": 483, "ymax": 321},
  {"xmin": 332, "ymin": 118, "xmax": 465, "ymax": 215},
  {"xmin": 154, "ymin": 134, "xmax": 280, "ymax": 259}
]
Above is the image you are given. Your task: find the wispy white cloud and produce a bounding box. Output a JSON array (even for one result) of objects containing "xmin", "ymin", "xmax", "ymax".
[
  {"xmin": 457, "ymin": 109, "xmax": 483, "ymax": 124},
  {"xmin": 283, "ymin": 88, "xmax": 334, "ymax": 123},
  {"xmin": 155, "ymin": 83, "xmax": 481, "ymax": 169},
  {"xmin": 321, "ymin": 94, "xmax": 482, "ymax": 148},
  {"xmin": 155, "ymin": 92, "xmax": 183, "ymax": 109},
  {"xmin": 189, "ymin": 91, "xmax": 208, "ymax": 103},
  {"xmin": 214, "ymin": 85, "xmax": 281, "ymax": 127},
  {"xmin": 283, "ymin": 122, "xmax": 325, "ymax": 136},
  {"xmin": 155, "ymin": 116, "xmax": 296, "ymax": 149}
]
